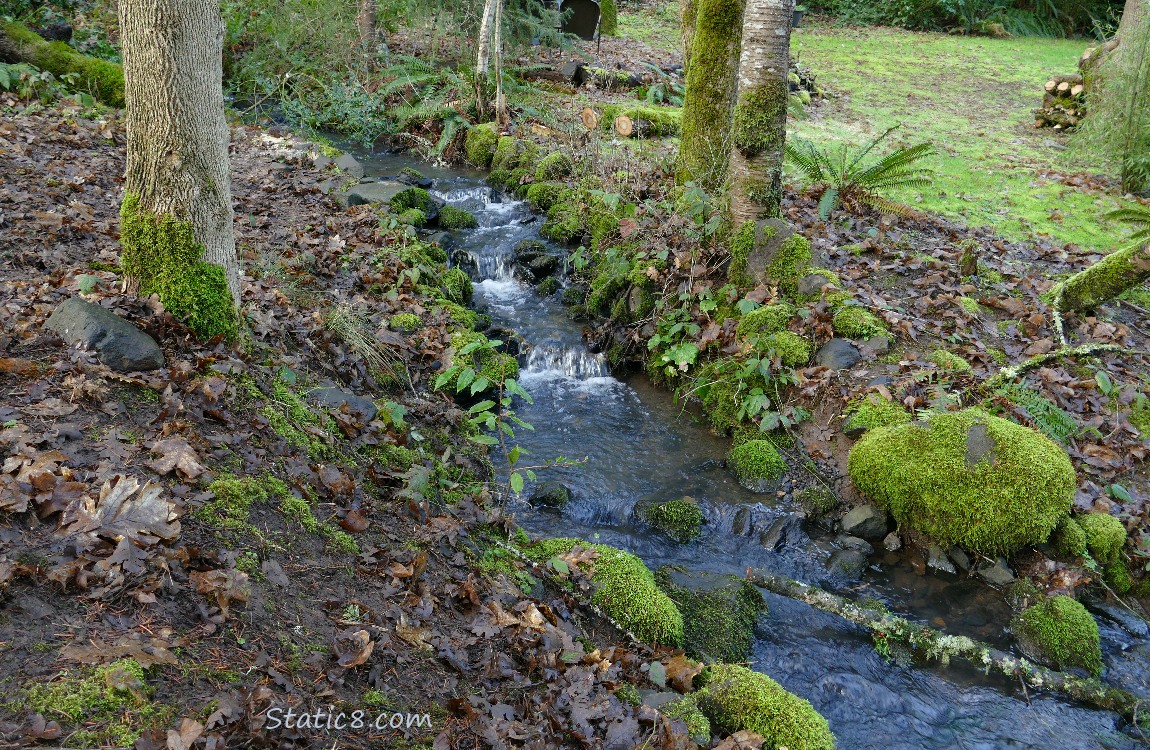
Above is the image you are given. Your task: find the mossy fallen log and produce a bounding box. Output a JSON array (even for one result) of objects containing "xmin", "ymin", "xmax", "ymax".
[
  {"xmin": 1055, "ymin": 243, "xmax": 1150, "ymax": 313},
  {"xmin": 745, "ymin": 568, "xmax": 1147, "ymax": 722},
  {"xmin": 0, "ymin": 21, "xmax": 124, "ymax": 106}
]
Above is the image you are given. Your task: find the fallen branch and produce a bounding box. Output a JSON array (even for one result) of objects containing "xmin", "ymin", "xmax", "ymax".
[
  {"xmin": 745, "ymin": 567, "xmax": 1147, "ymax": 722},
  {"xmin": 982, "ymin": 343, "xmax": 1142, "ymax": 390}
]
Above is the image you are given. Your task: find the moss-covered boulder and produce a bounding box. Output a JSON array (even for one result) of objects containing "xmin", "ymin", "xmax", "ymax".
[
  {"xmin": 1014, "ymin": 595, "xmax": 1102, "ymax": 675},
  {"xmin": 440, "ymin": 331, "xmax": 519, "ymax": 393},
  {"xmin": 641, "ymin": 497, "xmax": 705, "ymax": 543},
  {"xmin": 526, "ymin": 181, "xmax": 566, "ymax": 212},
  {"xmin": 438, "ymin": 205, "xmax": 478, "ymax": 230},
  {"xmin": 832, "ymin": 305, "xmax": 889, "ymax": 339},
  {"xmin": 756, "ymin": 331, "xmax": 811, "ymax": 367},
  {"xmin": 541, "ymin": 192, "xmax": 582, "ymax": 243},
  {"xmin": 535, "ymin": 150, "xmax": 574, "ymax": 181},
  {"xmin": 1079, "ymin": 512, "xmax": 1126, "ymax": 564},
  {"xmin": 441, "ymin": 267, "xmax": 474, "ymax": 305},
  {"xmin": 464, "ymin": 122, "xmax": 499, "ymax": 168},
  {"xmin": 737, "ymin": 302, "xmax": 796, "ymax": 341},
  {"xmin": 728, "ymin": 219, "xmax": 813, "ymax": 292},
  {"xmin": 695, "ymin": 664, "xmax": 836, "ymax": 750},
  {"xmin": 848, "ymin": 409, "xmax": 1075, "ymax": 556},
  {"xmin": 728, "ymin": 439, "xmax": 787, "ymax": 493},
  {"xmin": 928, "ymin": 349, "xmax": 973, "ymax": 375},
  {"xmin": 843, "ymin": 396, "xmax": 911, "ymax": 437},
  {"xmin": 522, "ymin": 538, "xmax": 683, "ymax": 647},
  {"xmin": 656, "ymin": 568, "xmax": 766, "ymax": 663},
  {"xmin": 662, "ymin": 695, "xmax": 711, "ymax": 745}
]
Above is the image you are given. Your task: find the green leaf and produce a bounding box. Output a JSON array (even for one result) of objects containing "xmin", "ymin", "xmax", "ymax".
[
  {"xmin": 470, "ymin": 376, "xmax": 490, "ymax": 395},
  {"xmin": 505, "ymin": 378, "xmax": 533, "ymax": 403},
  {"xmin": 456, "ymin": 367, "xmax": 476, "ymax": 392},
  {"xmin": 383, "ymin": 401, "xmax": 407, "ymax": 427},
  {"xmin": 1095, "ymin": 371, "xmax": 1113, "ymax": 395},
  {"xmin": 647, "ymin": 661, "xmax": 667, "ymax": 688},
  {"xmin": 469, "ymin": 434, "xmax": 499, "ymax": 446},
  {"xmin": 468, "ymin": 399, "xmax": 496, "ymax": 414},
  {"xmin": 1108, "ymin": 483, "xmax": 1133, "ymax": 502},
  {"xmin": 549, "ymin": 557, "xmax": 570, "ymax": 575},
  {"xmin": 508, "ymin": 445, "xmax": 521, "ymax": 464},
  {"xmin": 737, "ymin": 298, "xmax": 761, "ymax": 315},
  {"xmin": 510, "ymin": 472, "xmax": 524, "ymax": 495}
]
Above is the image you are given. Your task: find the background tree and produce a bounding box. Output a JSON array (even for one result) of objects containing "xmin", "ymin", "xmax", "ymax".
[
  {"xmin": 727, "ymin": 0, "xmax": 793, "ymax": 222},
  {"xmin": 677, "ymin": 0, "xmax": 746, "ymax": 190},
  {"xmin": 357, "ymin": 0, "xmax": 377, "ymax": 61},
  {"xmin": 476, "ymin": 0, "xmax": 500, "ymax": 121},
  {"xmin": 118, "ymin": 0, "xmax": 240, "ymax": 340}
]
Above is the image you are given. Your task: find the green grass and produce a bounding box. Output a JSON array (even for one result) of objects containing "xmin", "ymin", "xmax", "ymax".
[{"xmin": 617, "ymin": 2, "xmax": 681, "ymax": 52}]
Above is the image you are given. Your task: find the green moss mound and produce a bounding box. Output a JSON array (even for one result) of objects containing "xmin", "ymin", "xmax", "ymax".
[
  {"xmin": 657, "ymin": 570, "xmax": 766, "ymax": 663},
  {"xmin": 848, "ymin": 408, "xmax": 1076, "ymax": 556},
  {"xmin": 26, "ymin": 658, "xmax": 159, "ymax": 747},
  {"xmin": 832, "ymin": 305, "xmax": 889, "ymax": 339},
  {"xmin": 438, "ymin": 205, "xmax": 478, "ymax": 229},
  {"xmin": 390, "ymin": 187, "xmax": 433, "ymax": 213},
  {"xmin": 3, "ymin": 21, "xmax": 124, "ymax": 106},
  {"xmin": 641, "ymin": 497, "xmax": 705, "ymax": 543},
  {"xmin": 526, "ymin": 181, "xmax": 566, "ymax": 212},
  {"xmin": 1079, "ymin": 512, "xmax": 1126, "ymax": 565},
  {"xmin": 119, "ymin": 194, "xmax": 236, "ymax": 340},
  {"xmin": 389, "ymin": 312, "xmax": 422, "ymax": 333},
  {"xmin": 523, "ymin": 538, "xmax": 683, "ymax": 647},
  {"xmin": 928, "ymin": 349, "xmax": 973, "ymax": 375},
  {"xmin": 465, "ymin": 122, "xmax": 499, "ymax": 168},
  {"xmin": 696, "ymin": 664, "xmax": 835, "ymax": 750},
  {"xmin": 663, "ymin": 695, "xmax": 711, "ymax": 744},
  {"xmin": 767, "ymin": 234, "xmax": 814, "ymax": 296},
  {"xmin": 541, "ymin": 193, "xmax": 582, "ymax": 243},
  {"xmin": 1050, "ymin": 515, "xmax": 1087, "ymax": 559},
  {"xmin": 737, "ymin": 303, "xmax": 795, "ymax": 340},
  {"xmin": 728, "ymin": 440, "xmax": 787, "ymax": 489},
  {"xmin": 398, "ymin": 208, "xmax": 426, "ymax": 227},
  {"xmin": 1016, "ymin": 595, "xmax": 1102, "ymax": 675},
  {"xmin": 844, "ymin": 396, "xmax": 911, "ymax": 434},
  {"xmin": 441, "ymin": 267, "xmax": 474, "ymax": 305},
  {"xmin": 535, "ymin": 150, "xmax": 574, "ymax": 181},
  {"xmin": 442, "ymin": 331, "xmax": 519, "ymax": 391},
  {"xmin": 757, "ymin": 331, "xmax": 811, "ymax": 367}
]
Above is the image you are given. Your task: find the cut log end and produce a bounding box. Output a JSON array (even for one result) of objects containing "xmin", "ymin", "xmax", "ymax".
[
  {"xmin": 613, "ymin": 115, "xmax": 633, "ymax": 138},
  {"xmin": 580, "ymin": 107, "xmax": 599, "ymax": 131}
]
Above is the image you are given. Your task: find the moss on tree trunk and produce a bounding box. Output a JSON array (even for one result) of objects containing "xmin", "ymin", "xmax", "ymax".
[
  {"xmin": 600, "ymin": 0, "xmax": 619, "ymax": 35},
  {"xmin": 677, "ymin": 0, "xmax": 746, "ymax": 191},
  {"xmin": 1055, "ymin": 243, "xmax": 1150, "ymax": 312},
  {"xmin": 0, "ymin": 21, "xmax": 124, "ymax": 106},
  {"xmin": 681, "ymin": 0, "xmax": 699, "ymax": 74}
]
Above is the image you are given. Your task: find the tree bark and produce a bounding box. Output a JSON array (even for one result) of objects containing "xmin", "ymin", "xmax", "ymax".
[
  {"xmin": 357, "ymin": 0, "xmax": 377, "ymax": 59},
  {"xmin": 1056, "ymin": 243, "xmax": 1150, "ymax": 312},
  {"xmin": 727, "ymin": 0, "xmax": 792, "ymax": 224},
  {"xmin": 681, "ymin": 0, "xmax": 699, "ymax": 74},
  {"xmin": 677, "ymin": 0, "xmax": 747, "ymax": 191},
  {"xmin": 476, "ymin": 0, "xmax": 499, "ymax": 122},
  {"xmin": 117, "ymin": 0, "xmax": 240, "ymax": 339}
]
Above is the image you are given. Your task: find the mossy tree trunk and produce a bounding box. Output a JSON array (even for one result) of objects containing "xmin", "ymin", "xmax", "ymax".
[
  {"xmin": 680, "ymin": 0, "xmax": 699, "ymax": 74},
  {"xmin": 118, "ymin": 0, "xmax": 240, "ymax": 340},
  {"xmin": 0, "ymin": 21, "xmax": 124, "ymax": 106},
  {"xmin": 476, "ymin": 0, "xmax": 500, "ymax": 122},
  {"xmin": 677, "ymin": 0, "xmax": 747, "ymax": 191},
  {"xmin": 728, "ymin": 0, "xmax": 793, "ymax": 223},
  {"xmin": 357, "ymin": 0, "xmax": 377, "ymax": 65},
  {"xmin": 1056, "ymin": 242, "xmax": 1150, "ymax": 312}
]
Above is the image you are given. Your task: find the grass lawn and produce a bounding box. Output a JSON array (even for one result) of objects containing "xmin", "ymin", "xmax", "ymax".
[{"xmin": 619, "ymin": 6, "xmax": 1139, "ymax": 253}]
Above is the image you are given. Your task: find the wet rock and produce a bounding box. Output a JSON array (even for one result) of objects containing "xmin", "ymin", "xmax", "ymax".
[
  {"xmin": 974, "ymin": 557, "xmax": 1015, "ymax": 586},
  {"xmin": 860, "ymin": 335, "xmax": 891, "ymax": 356},
  {"xmin": 396, "ymin": 170, "xmax": 433, "ymax": 188},
  {"xmin": 815, "ymin": 338, "xmax": 861, "ymax": 370},
  {"xmin": 261, "ymin": 559, "xmax": 291, "ymax": 588},
  {"xmin": 926, "ymin": 543, "xmax": 957, "ymax": 576},
  {"xmin": 426, "ymin": 230, "xmax": 452, "ymax": 249},
  {"xmin": 731, "ymin": 507, "xmax": 751, "ymax": 536},
  {"xmin": 528, "ymin": 481, "xmax": 571, "ymax": 510},
  {"xmin": 1090, "ymin": 601, "xmax": 1150, "ymax": 638},
  {"xmin": 840, "ymin": 504, "xmax": 888, "ymax": 540},
  {"xmin": 45, "ymin": 297, "xmax": 164, "ymax": 372},
  {"xmin": 335, "ymin": 153, "xmax": 365, "ymax": 180},
  {"xmin": 656, "ymin": 568, "xmax": 765, "ymax": 663},
  {"xmin": 512, "ymin": 240, "xmax": 561, "ymax": 281},
  {"xmin": 310, "ymin": 385, "xmax": 378, "ymax": 423},
  {"xmin": 485, "ymin": 325, "xmax": 524, "ymax": 356},
  {"xmin": 964, "ymin": 422, "xmax": 997, "ymax": 466},
  {"xmin": 347, "ymin": 180, "xmax": 406, "ymax": 207},
  {"xmin": 882, "ymin": 532, "xmax": 902, "ymax": 552},
  {"xmin": 758, "ymin": 513, "xmax": 806, "ymax": 551},
  {"xmin": 826, "ymin": 549, "xmax": 868, "ymax": 580},
  {"xmin": 317, "ymin": 179, "xmax": 336, "ymax": 195},
  {"xmin": 313, "ymin": 154, "xmax": 333, "ymax": 170},
  {"xmin": 835, "ymin": 534, "xmax": 874, "ymax": 555},
  {"xmin": 948, "ymin": 546, "xmax": 971, "ymax": 572}
]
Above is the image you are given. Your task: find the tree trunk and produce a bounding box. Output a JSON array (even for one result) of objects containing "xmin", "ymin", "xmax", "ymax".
[
  {"xmin": 117, "ymin": 0, "xmax": 240, "ymax": 340},
  {"xmin": 1056, "ymin": 243, "xmax": 1150, "ymax": 312},
  {"xmin": 728, "ymin": 0, "xmax": 792, "ymax": 224},
  {"xmin": 476, "ymin": 0, "xmax": 499, "ymax": 122},
  {"xmin": 677, "ymin": 0, "xmax": 747, "ymax": 191},
  {"xmin": 681, "ymin": 0, "xmax": 698, "ymax": 74},
  {"xmin": 357, "ymin": 0, "xmax": 377, "ymax": 59}
]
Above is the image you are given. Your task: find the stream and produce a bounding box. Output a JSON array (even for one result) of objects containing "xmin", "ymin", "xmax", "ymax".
[{"xmin": 354, "ymin": 149, "xmax": 1150, "ymax": 750}]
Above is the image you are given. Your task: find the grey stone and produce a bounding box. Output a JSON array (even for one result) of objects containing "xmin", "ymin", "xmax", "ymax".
[
  {"xmin": 527, "ymin": 253, "xmax": 559, "ymax": 277},
  {"xmin": 740, "ymin": 218, "xmax": 795, "ymax": 288},
  {"xmin": 835, "ymin": 534, "xmax": 874, "ymax": 555},
  {"xmin": 965, "ymin": 422, "xmax": 997, "ymax": 466},
  {"xmin": 335, "ymin": 153, "xmax": 365, "ymax": 180},
  {"xmin": 797, "ymin": 272, "xmax": 836, "ymax": 297},
  {"xmin": 347, "ymin": 180, "xmax": 407, "ymax": 207},
  {"xmin": 840, "ymin": 504, "xmax": 889, "ymax": 540},
  {"xmin": 826, "ymin": 549, "xmax": 868, "ymax": 580},
  {"xmin": 313, "ymin": 154, "xmax": 334, "ymax": 170},
  {"xmin": 45, "ymin": 297, "xmax": 164, "ymax": 372},
  {"xmin": 926, "ymin": 543, "xmax": 957, "ymax": 575},
  {"xmin": 450, "ymin": 248, "xmax": 478, "ymax": 280},
  {"xmin": 974, "ymin": 557, "xmax": 1015, "ymax": 586},
  {"xmin": 759, "ymin": 513, "xmax": 806, "ymax": 551},
  {"xmin": 731, "ymin": 507, "xmax": 751, "ymax": 536},
  {"xmin": 1090, "ymin": 602, "xmax": 1150, "ymax": 638},
  {"xmin": 426, "ymin": 231, "xmax": 452, "ymax": 250},
  {"xmin": 949, "ymin": 546, "xmax": 971, "ymax": 572},
  {"xmin": 638, "ymin": 690, "xmax": 680, "ymax": 710},
  {"xmin": 866, "ymin": 375, "xmax": 895, "ymax": 388},
  {"xmin": 528, "ymin": 481, "xmax": 570, "ymax": 509},
  {"xmin": 310, "ymin": 385, "xmax": 378, "ymax": 422},
  {"xmin": 317, "ymin": 179, "xmax": 336, "ymax": 195},
  {"xmin": 861, "ymin": 335, "xmax": 891, "ymax": 355},
  {"xmin": 883, "ymin": 532, "xmax": 902, "ymax": 552},
  {"xmin": 815, "ymin": 338, "xmax": 862, "ymax": 370}
]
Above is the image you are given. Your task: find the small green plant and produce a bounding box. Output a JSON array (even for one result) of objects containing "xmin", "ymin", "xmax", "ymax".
[
  {"xmin": 785, "ymin": 126, "xmax": 935, "ymax": 219},
  {"xmin": 1105, "ymin": 204, "xmax": 1150, "ymax": 246}
]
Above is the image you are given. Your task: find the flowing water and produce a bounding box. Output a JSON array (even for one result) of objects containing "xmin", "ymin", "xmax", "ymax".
[{"xmin": 357, "ymin": 151, "xmax": 1150, "ymax": 749}]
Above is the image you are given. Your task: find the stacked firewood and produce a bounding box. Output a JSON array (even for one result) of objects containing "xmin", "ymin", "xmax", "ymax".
[{"xmin": 1035, "ymin": 74, "xmax": 1086, "ymax": 130}]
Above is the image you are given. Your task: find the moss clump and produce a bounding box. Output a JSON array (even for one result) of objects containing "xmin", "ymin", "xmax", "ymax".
[
  {"xmin": 536, "ymin": 276, "xmax": 562, "ymax": 296},
  {"xmin": 642, "ymin": 497, "xmax": 705, "ymax": 543},
  {"xmin": 844, "ymin": 396, "xmax": 911, "ymax": 434},
  {"xmin": 119, "ymin": 194, "xmax": 236, "ymax": 340},
  {"xmin": 599, "ymin": 0, "xmax": 619, "ymax": 34},
  {"xmin": 535, "ymin": 151, "xmax": 574, "ymax": 181},
  {"xmin": 797, "ymin": 485, "xmax": 839, "ymax": 517},
  {"xmin": 728, "ymin": 440, "xmax": 787, "ymax": 490},
  {"xmin": 1106, "ymin": 560, "xmax": 1133, "ymax": 593},
  {"xmin": 695, "ymin": 664, "xmax": 835, "ymax": 750},
  {"xmin": 663, "ymin": 695, "xmax": 711, "ymax": 743},
  {"xmin": 277, "ymin": 490, "xmax": 359, "ymax": 554},
  {"xmin": 198, "ymin": 474, "xmax": 269, "ymax": 528},
  {"xmin": 464, "ymin": 122, "xmax": 499, "ymax": 168},
  {"xmin": 832, "ymin": 305, "xmax": 889, "ymax": 339},
  {"xmin": 767, "ymin": 234, "xmax": 814, "ymax": 296},
  {"xmin": 260, "ymin": 381, "xmax": 333, "ymax": 458},
  {"xmin": 1078, "ymin": 512, "xmax": 1126, "ymax": 565},
  {"xmin": 26, "ymin": 659, "xmax": 158, "ymax": 747},
  {"xmin": 848, "ymin": 408, "xmax": 1076, "ymax": 556},
  {"xmin": 757, "ymin": 331, "xmax": 811, "ymax": 367},
  {"xmin": 398, "ymin": 208, "xmax": 426, "ymax": 227},
  {"xmin": 1016, "ymin": 595, "xmax": 1102, "ymax": 675},
  {"xmin": 599, "ymin": 104, "xmax": 683, "ymax": 137},
  {"xmin": 524, "ymin": 538, "xmax": 683, "ymax": 647},
  {"xmin": 2, "ymin": 21, "xmax": 124, "ymax": 106},
  {"xmin": 390, "ymin": 187, "xmax": 433, "ymax": 213},
  {"xmin": 727, "ymin": 220, "xmax": 758, "ymax": 288},
  {"xmin": 1050, "ymin": 515, "xmax": 1087, "ymax": 559},
  {"xmin": 657, "ymin": 570, "xmax": 766, "ymax": 663},
  {"xmin": 441, "ymin": 267, "xmax": 474, "ymax": 305},
  {"xmin": 526, "ymin": 181, "xmax": 566, "ymax": 212},
  {"xmin": 541, "ymin": 193, "xmax": 582, "ymax": 243},
  {"xmin": 435, "ymin": 301, "xmax": 479, "ymax": 330},
  {"xmin": 1055, "ymin": 242, "xmax": 1150, "ymax": 312},
  {"xmin": 737, "ymin": 303, "xmax": 795, "ymax": 340},
  {"xmin": 732, "ymin": 80, "xmax": 789, "ymax": 158},
  {"xmin": 1130, "ymin": 399, "xmax": 1150, "ymax": 435},
  {"xmin": 588, "ymin": 195, "xmax": 620, "ymax": 251},
  {"xmin": 928, "ymin": 349, "xmax": 974, "ymax": 375},
  {"xmin": 438, "ymin": 205, "xmax": 478, "ymax": 229},
  {"xmin": 389, "ymin": 312, "xmax": 422, "ymax": 332},
  {"xmin": 441, "ymin": 331, "xmax": 519, "ymax": 392}
]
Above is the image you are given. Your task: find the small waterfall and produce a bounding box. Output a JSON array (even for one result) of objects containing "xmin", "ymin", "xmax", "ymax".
[{"xmin": 523, "ymin": 341, "xmax": 610, "ymax": 380}]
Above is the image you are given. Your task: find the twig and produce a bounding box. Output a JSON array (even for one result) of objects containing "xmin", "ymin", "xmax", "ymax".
[{"xmin": 982, "ymin": 343, "xmax": 1144, "ymax": 390}]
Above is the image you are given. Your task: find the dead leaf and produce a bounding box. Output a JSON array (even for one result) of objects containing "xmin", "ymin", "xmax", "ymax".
[
  {"xmin": 333, "ymin": 628, "xmax": 375, "ymax": 668},
  {"xmin": 147, "ymin": 438, "xmax": 206, "ymax": 480},
  {"xmin": 167, "ymin": 719, "xmax": 204, "ymax": 750},
  {"xmin": 191, "ymin": 569, "xmax": 250, "ymax": 617},
  {"xmin": 62, "ymin": 475, "xmax": 180, "ymax": 544}
]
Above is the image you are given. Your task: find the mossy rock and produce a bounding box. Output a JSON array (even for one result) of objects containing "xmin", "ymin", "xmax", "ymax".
[
  {"xmin": 441, "ymin": 331, "xmax": 519, "ymax": 392},
  {"xmin": 695, "ymin": 664, "xmax": 835, "ymax": 750},
  {"xmin": 541, "ymin": 195, "xmax": 582, "ymax": 243},
  {"xmin": 843, "ymin": 396, "xmax": 911, "ymax": 437},
  {"xmin": 728, "ymin": 219, "xmax": 809, "ymax": 291},
  {"xmin": 1079, "ymin": 512, "xmax": 1126, "ymax": 565},
  {"xmin": 1015, "ymin": 595, "xmax": 1102, "ymax": 675},
  {"xmin": 737, "ymin": 303, "xmax": 796, "ymax": 340},
  {"xmin": 1050, "ymin": 515, "xmax": 1087, "ymax": 559},
  {"xmin": 662, "ymin": 695, "xmax": 711, "ymax": 744},
  {"xmin": 526, "ymin": 181, "xmax": 566, "ymax": 212},
  {"xmin": 848, "ymin": 408, "xmax": 1075, "ymax": 556},
  {"xmin": 389, "ymin": 313, "xmax": 422, "ymax": 333},
  {"xmin": 438, "ymin": 205, "xmax": 478, "ymax": 230},
  {"xmin": 641, "ymin": 497, "xmax": 705, "ymax": 543},
  {"xmin": 441, "ymin": 267, "xmax": 474, "ymax": 305},
  {"xmin": 522, "ymin": 538, "xmax": 684, "ymax": 647},
  {"xmin": 465, "ymin": 122, "xmax": 499, "ymax": 168},
  {"xmin": 928, "ymin": 349, "xmax": 973, "ymax": 375},
  {"xmin": 757, "ymin": 331, "xmax": 811, "ymax": 367},
  {"xmin": 398, "ymin": 208, "xmax": 427, "ymax": 227},
  {"xmin": 536, "ymin": 276, "xmax": 562, "ymax": 296},
  {"xmin": 728, "ymin": 439, "xmax": 787, "ymax": 493},
  {"xmin": 832, "ymin": 305, "xmax": 889, "ymax": 339},
  {"xmin": 656, "ymin": 568, "xmax": 766, "ymax": 663},
  {"xmin": 389, "ymin": 186, "xmax": 434, "ymax": 213},
  {"xmin": 535, "ymin": 151, "xmax": 574, "ymax": 181}
]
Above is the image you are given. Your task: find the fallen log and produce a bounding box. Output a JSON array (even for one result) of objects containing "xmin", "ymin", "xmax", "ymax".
[
  {"xmin": 745, "ymin": 567, "xmax": 1148, "ymax": 722},
  {"xmin": 0, "ymin": 21, "xmax": 123, "ymax": 106}
]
